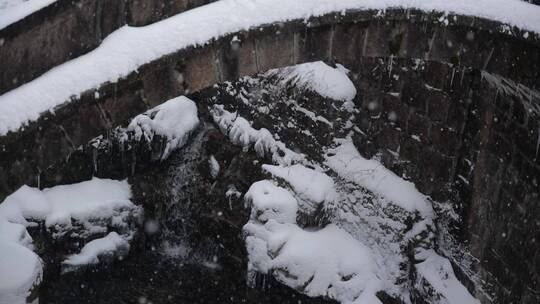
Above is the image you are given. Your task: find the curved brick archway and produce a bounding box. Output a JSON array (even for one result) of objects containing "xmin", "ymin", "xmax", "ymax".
[{"xmin": 0, "ymin": 7, "xmax": 539, "ymax": 304}]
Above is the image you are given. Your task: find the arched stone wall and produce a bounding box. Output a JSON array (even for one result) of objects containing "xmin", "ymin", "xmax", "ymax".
[
  {"xmin": 344, "ymin": 57, "xmax": 539, "ymax": 303},
  {"xmin": 0, "ymin": 0, "xmax": 215, "ymax": 95},
  {"xmin": 0, "ymin": 8, "xmax": 539, "ymax": 304},
  {"xmin": 1, "ymin": 9, "xmax": 539, "ymax": 199}
]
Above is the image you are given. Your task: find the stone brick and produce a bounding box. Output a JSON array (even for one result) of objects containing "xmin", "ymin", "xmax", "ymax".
[
  {"xmin": 332, "ymin": 23, "xmax": 368, "ymax": 68},
  {"xmin": 362, "ymin": 21, "xmax": 391, "ymax": 58},
  {"xmin": 297, "ymin": 24, "xmax": 334, "ymax": 64},
  {"xmin": 183, "ymin": 47, "xmax": 219, "ymax": 93},
  {"xmin": 374, "ymin": 126, "xmax": 401, "ymax": 151},
  {"xmin": 399, "ymin": 22, "xmax": 433, "ymax": 58},
  {"xmin": 407, "ymin": 112, "xmax": 430, "ymax": 142},
  {"xmin": 489, "ymin": 132, "xmax": 513, "ymax": 163},
  {"xmin": 426, "ymin": 91, "xmax": 450, "ymax": 122},
  {"xmin": 225, "ymin": 35, "xmax": 257, "ymax": 78},
  {"xmin": 382, "ymin": 93, "xmax": 408, "ymax": 128},
  {"xmin": 98, "ymin": 0, "xmax": 127, "ymax": 39},
  {"xmin": 401, "ymin": 82, "xmax": 427, "ymax": 115},
  {"xmin": 512, "ymin": 125, "xmax": 539, "ymax": 160},
  {"xmin": 422, "ymin": 61, "xmax": 452, "ymax": 92},
  {"xmin": 399, "ymin": 134, "xmax": 422, "ymax": 164},
  {"xmin": 511, "ymin": 98, "xmax": 528, "ymax": 127},
  {"xmin": 99, "ymin": 83, "xmax": 149, "ymax": 126},
  {"xmin": 127, "ymin": 0, "xmax": 164, "ymax": 26},
  {"xmin": 430, "ymin": 123, "xmax": 460, "ymax": 156},
  {"xmin": 255, "ymin": 29, "xmax": 295, "ymax": 72},
  {"xmin": 141, "ymin": 64, "xmax": 181, "ymax": 107},
  {"xmin": 426, "ymin": 27, "xmax": 462, "ymax": 66},
  {"xmin": 56, "ymin": 95, "xmax": 111, "ymax": 148},
  {"xmin": 445, "ymin": 98, "xmax": 469, "ymax": 132}
]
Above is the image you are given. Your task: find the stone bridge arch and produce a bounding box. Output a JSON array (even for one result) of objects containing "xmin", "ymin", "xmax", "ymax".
[
  {"xmin": 1, "ymin": 9, "xmax": 539, "ymax": 197},
  {"xmin": 0, "ymin": 6, "xmax": 540, "ymax": 304}
]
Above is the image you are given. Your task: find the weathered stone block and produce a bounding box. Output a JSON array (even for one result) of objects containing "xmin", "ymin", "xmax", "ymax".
[
  {"xmin": 399, "ymin": 134, "xmax": 422, "ymax": 164},
  {"xmin": 401, "ymin": 82, "xmax": 427, "ymax": 115},
  {"xmin": 426, "ymin": 91, "xmax": 450, "ymax": 122},
  {"xmin": 236, "ymin": 36, "xmax": 259, "ymax": 76},
  {"xmin": 296, "ymin": 24, "xmax": 334, "ymax": 65},
  {"xmin": 0, "ymin": 0, "xmax": 99, "ymax": 95},
  {"xmin": 141, "ymin": 64, "xmax": 181, "ymax": 107},
  {"xmin": 57, "ymin": 95, "xmax": 111, "ymax": 148},
  {"xmin": 398, "ymin": 22, "xmax": 433, "ymax": 59},
  {"xmin": 362, "ymin": 21, "xmax": 391, "ymax": 57},
  {"xmin": 127, "ymin": 0, "xmax": 164, "ymax": 26},
  {"xmin": 255, "ymin": 29, "xmax": 295, "ymax": 72},
  {"xmin": 374, "ymin": 126, "xmax": 401, "ymax": 151},
  {"xmin": 99, "ymin": 84, "xmax": 149, "ymax": 126},
  {"xmin": 98, "ymin": 0, "xmax": 127, "ymax": 39},
  {"xmin": 382, "ymin": 93, "xmax": 408, "ymax": 128},
  {"xmin": 407, "ymin": 112, "xmax": 430, "ymax": 142},
  {"xmin": 183, "ymin": 47, "xmax": 219, "ymax": 93},
  {"xmin": 445, "ymin": 98, "xmax": 469, "ymax": 132},
  {"xmin": 430, "ymin": 123, "xmax": 459, "ymax": 156},
  {"xmin": 331, "ymin": 23, "xmax": 368, "ymax": 69}
]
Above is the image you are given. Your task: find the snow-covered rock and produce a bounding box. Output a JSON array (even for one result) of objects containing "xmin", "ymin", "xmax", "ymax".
[
  {"xmin": 244, "ymin": 180, "xmax": 298, "ymax": 224},
  {"xmin": 415, "ymin": 249, "xmax": 480, "ymax": 304},
  {"xmin": 0, "ymin": 178, "xmax": 141, "ymax": 299},
  {"xmin": 326, "ymin": 137, "xmax": 434, "ymax": 219},
  {"xmin": 0, "ymin": 241, "xmax": 42, "ymax": 304},
  {"xmin": 262, "ymin": 164, "xmax": 337, "ymax": 206},
  {"xmin": 62, "ymin": 231, "xmax": 130, "ymax": 269},
  {"xmin": 243, "ymin": 182, "xmax": 383, "ymax": 304},
  {"xmin": 127, "ymin": 96, "xmax": 200, "ymax": 160},
  {"xmin": 211, "ymin": 105, "xmax": 304, "ymax": 165},
  {"xmin": 267, "ymin": 61, "xmax": 357, "ymax": 102}
]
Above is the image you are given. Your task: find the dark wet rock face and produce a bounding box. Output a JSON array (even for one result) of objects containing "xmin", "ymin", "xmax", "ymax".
[
  {"xmin": 34, "ymin": 105, "xmax": 336, "ymax": 303},
  {"xmin": 15, "ymin": 59, "xmax": 540, "ymax": 304}
]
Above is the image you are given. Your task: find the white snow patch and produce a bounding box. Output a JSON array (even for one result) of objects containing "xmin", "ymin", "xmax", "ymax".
[
  {"xmin": 208, "ymin": 155, "xmax": 220, "ymax": 179},
  {"xmin": 43, "ymin": 178, "xmax": 135, "ymax": 227},
  {"xmin": 284, "ymin": 98, "xmax": 334, "ymax": 127},
  {"xmin": 0, "ymin": 178, "xmax": 138, "ymax": 300},
  {"xmin": 243, "ymin": 180, "xmax": 382, "ymax": 304},
  {"xmin": 416, "ymin": 249, "xmax": 480, "ymax": 304},
  {"xmin": 3, "ymin": 0, "xmax": 540, "ymax": 135},
  {"xmin": 245, "ymin": 221, "xmax": 383, "ymax": 304},
  {"xmin": 262, "ymin": 164, "xmax": 337, "ymax": 205},
  {"xmin": 0, "ymin": 241, "xmax": 41, "ymax": 304},
  {"xmin": 127, "ymin": 96, "xmax": 199, "ymax": 160},
  {"xmin": 244, "ymin": 180, "xmax": 298, "ymax": 224},
  {"xmin": 62, "ymin": 232, "xmax": 129, "ymax": 267},
  {"xmin": 0, "ymin": 178, "xmax": 135, "ymax": 228},
  {"xmin": 211, "ymin": 105, "xmax": 304, "ymax": 165},
  {"xmin": 0, "ymin": 0, "xmax": 56, "ymax": 29},
  {"xmin": 268, "ymin": 61, "xmax": 357, "ymax": 102},
  {"xmin": 326, "ymin": 137, "xmax": 433, "ymax": 218},
  {"xmin": 244, "ymin": 181, "xmax": 382, "ymax": 303}
]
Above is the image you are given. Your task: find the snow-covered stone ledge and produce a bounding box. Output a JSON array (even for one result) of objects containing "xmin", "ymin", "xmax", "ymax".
[
  {"xmin": 1, "ymin": 0, "xmax": 540, "ymax": 137},
  {"xmin": 0, "ymin": 178, "xmax": 142, "ymax": 303}
]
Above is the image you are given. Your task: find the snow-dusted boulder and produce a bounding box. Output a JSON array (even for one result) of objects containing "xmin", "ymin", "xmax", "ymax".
[
  {"xmin": 127, "ymin": 96, "xmax": 199, "ymax": 160},
  {"xmin": 244, "ymin": 180, "xmax": 298, "ymax": 224},
  {"xmin": 243, "ymin": 180, "xmax": 382, "ymax": 304},
  {"xmin": 262, "ymin": 164, "xmax": 337, "ymax": 211},
  {"xmin": 0, "ymin": 177, "xmax": 142, "ymax": 299},
  {"xmin": 0, "ymin": 241, "xmax": 42, "ymax": 304},
  {"xmin": 267, "ymin": 61, "xmax": 357, "ymax": 102}
]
